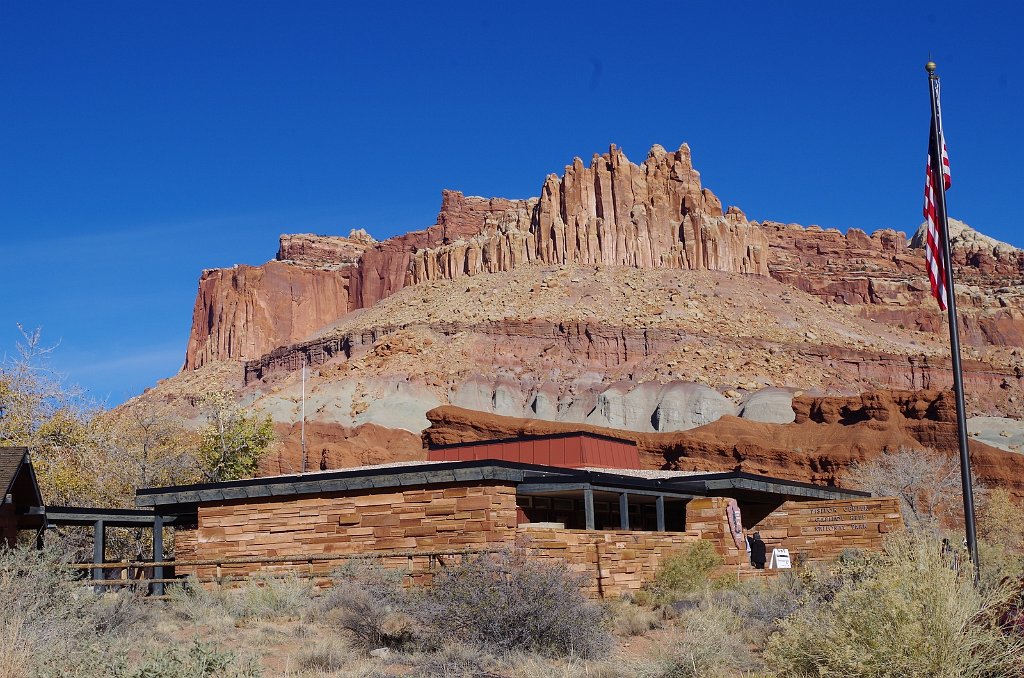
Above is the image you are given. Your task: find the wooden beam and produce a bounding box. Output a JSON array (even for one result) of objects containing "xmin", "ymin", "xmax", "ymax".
[
  {"xmin": 92, "ymin": 520, "xmax": 105, "ymax": 594},
  {"xmin": 516, "ymin": 482, "xmax": 589, "ymax": 494},
  {"xmin": 619, "ymin": 492, "xmax": 629, "ymax": 530},
  {"xmin": 152, "ymin": 515, "xmax": 164, "ymax": 597},
  {"xmin": 584, "ymin": 486, "xmax": 595, "ymax": 530},
  {"xmin": 656, "ymin": 495, "xmax": 666, "ymax": 532}
]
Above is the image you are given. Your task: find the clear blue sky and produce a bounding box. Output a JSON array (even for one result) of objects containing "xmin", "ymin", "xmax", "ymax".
[{"xmin": 2, "ymin": 1, "xmax": 1021, "ymax": 406}]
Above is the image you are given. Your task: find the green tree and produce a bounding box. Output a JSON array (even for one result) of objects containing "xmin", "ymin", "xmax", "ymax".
[{"xmin": 197, "ymin": 392, "xmax": 274, "ymax": 482}]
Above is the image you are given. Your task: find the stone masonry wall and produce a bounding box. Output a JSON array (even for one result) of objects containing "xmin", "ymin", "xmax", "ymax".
[
  {"xmin": 173, "ymin": 482, "xmax": 518, "ymax": 580},
  {"xmin": 515, "ymin": 497, "xmax": 752, "ymax": 597},
  {"xmin": 751, "ymin": 497, "xmax": 902, "ymax": 566},
  {"xmin": 519, "ymin": 527, "xmax": 701, "ymax": 597}
]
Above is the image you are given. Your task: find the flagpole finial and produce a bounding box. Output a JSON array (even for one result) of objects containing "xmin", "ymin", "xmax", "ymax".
[{"xmin": 926, "ymin": 60, "xmax": 937, "ymax": 73}]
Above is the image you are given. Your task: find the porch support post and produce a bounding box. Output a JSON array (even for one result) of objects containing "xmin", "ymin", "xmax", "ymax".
[
  {"xmin": 92, "ymin": 519, "xmax": 105, "ymax": 593},
  {"xmin": 656, "ymin": 495, "xmax": 666, "ymax": 532},
  {"xmin": 619, "ymin": 492, "xmax": 629, "ymax": 531},
  {"xmin": 583, "ymin": 486, "xmax": 595, "ymax": 530},
  {"xmin": 152, "ymin": 514, "xmax": 165, "ymax": 596}
]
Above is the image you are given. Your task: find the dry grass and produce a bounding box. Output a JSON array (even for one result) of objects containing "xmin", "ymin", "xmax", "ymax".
[{"xmin": 0, "ymin": 617, "xmax": 31, "ymax": 678}]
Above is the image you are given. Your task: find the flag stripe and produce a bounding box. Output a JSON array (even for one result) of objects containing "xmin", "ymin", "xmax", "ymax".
[{"xmin": 923, "ymin": 79, "xmax": 951, "ymax": 311}]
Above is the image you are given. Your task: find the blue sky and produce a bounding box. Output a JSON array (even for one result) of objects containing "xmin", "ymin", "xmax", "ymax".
[{"xmin": 2, "ymin": 1, "xmax": 1021, "ymax": 405}]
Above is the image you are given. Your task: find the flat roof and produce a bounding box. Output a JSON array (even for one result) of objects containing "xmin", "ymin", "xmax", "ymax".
[{"xmin": 136, "ymin": 459, "xmax": 866, "ymax": 510}]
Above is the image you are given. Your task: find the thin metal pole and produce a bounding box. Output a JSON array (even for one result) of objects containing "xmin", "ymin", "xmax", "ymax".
[
  {"xmin": 927, "ymin": 62, "xmax": 980, "ymax": 582},
  {"xmin": 301, "ymin": 358, "xmax": 308, "ymax": 473}
]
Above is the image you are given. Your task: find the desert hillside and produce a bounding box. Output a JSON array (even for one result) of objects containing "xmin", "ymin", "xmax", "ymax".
[{"xmin": 129, "ymin": 142, "xmax": 1024, "ymax": 482}]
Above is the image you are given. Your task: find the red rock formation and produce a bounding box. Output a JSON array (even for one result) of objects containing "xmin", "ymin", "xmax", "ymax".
[
  {"xmin": 185, "ymin": 191, "xmax": 537, "ymax": 369},
  {"xmin": 411, "ymin": 145, "xmax": 769, "ymax": 281},
  {"xmin": 763, "ymin": 221, "xmax": 1024, "ymax": 346},
  {"xmin": 264, "ymin": 421, "xmax": 423, "ymax": 475},
  {"xmin": 422, "ymin": 391, "xmax": 1024, "ymax": 500},
  {"xmin": 183, "ymin": 143, "xmax": 1023, "ymax": 372},
  {"xmin": 277, "ymin": 231, "xmax": 375, "ymax": 270},
  {"xmin": 184, "ymin": 261, "xmax": 356, "ymax": 370}
]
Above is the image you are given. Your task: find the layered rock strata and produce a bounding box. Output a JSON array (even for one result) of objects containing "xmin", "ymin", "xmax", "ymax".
[
  {"xmin": 764, "ymin": 220, "xmax": 1024, "ymax": 347},
  {"xmin": 184, "ymin": 144, "xmax": 772, "ymax": 369},
  {"xmin": 422, "ymin": 391, "xmax": 1024, "ymax": 500},
  {"xmin": 411, "ymin": 144, "xmax": 769, "ymax": 282}
]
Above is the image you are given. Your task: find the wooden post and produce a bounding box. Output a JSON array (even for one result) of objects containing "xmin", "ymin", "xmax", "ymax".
[
  {"xmin": 619, "ymin": 492, "xmax": 629, "ymax": 531},
  {"xmin": 583, "ymin": 486, "xmax": 595, "ymax": 530},
  {"xmin": 656, "ymin": 495, "xmax": 666, "ymax": 532},
  {"xmin": 93, "ymin": 519, "xmax": 105, "ymax": 594},
  {"xmin": 152, "ymin": 515, "xmax": 165, "ymax": 596}
]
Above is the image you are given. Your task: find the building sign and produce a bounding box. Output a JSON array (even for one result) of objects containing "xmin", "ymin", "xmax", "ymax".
[{"xmin": 804, "ymin": 504, "xmax": 871, "ymax": 533}]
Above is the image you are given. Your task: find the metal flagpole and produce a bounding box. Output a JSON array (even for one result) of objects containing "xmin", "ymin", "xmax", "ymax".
[
  {"xmin": 301, "ymin": 358, "xmax": 308, "ymax": 473},
  {"xmin": 926, "ymin": 60, "xmax": 980, "ymax": 582}
]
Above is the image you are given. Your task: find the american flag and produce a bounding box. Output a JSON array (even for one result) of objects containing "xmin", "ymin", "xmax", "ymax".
[{"xmin": 923, "ymin": 79, "xmax": 952, "ymax": 310}]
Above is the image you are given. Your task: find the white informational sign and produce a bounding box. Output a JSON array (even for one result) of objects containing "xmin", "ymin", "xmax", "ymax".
[{"xmin": 768, "ymin": 548, "xmax": 792, "ymax": 569}]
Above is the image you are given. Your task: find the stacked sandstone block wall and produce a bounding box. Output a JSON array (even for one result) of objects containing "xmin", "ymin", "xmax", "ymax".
[
  {"xmin": 751, "ymin": 497, "xmax": 902, "ymax": 566},
  {"xmin": 516, "ymin": 497, "xmax": 746, "ymax": 597},
  {"xmin": 684, "ymin": 497, "xmax": 748, "ymax": 569},
  {"xmin": 173, "ymin": 482, "xmax": 518, "ymax": 580},
  {"xmin": 519, "ymin": 528, "xmax": 701, "ymax": 597}
]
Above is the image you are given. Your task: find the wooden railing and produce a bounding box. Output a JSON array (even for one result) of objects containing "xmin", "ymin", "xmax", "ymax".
[{"xmin": 69, "ymin": 547, "xmax": 500, "ymax": 594}]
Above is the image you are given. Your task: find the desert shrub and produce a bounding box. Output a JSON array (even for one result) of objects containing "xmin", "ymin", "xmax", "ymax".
[
  {"xmin": 317, "ymin": 559, "xmax": 418, "ymax": 650},
  {"xmin": 0, "ymin": 616, "xmax": 31, "ymax": 678},
  {"xmin": 127, "ymin": 638, "xmax": 263, "ymax": 678},
  {"xmin": 507, "ymin": 653, "xmax": 623, "ymax": 678},
  {"xmin": 165, "ymin": 577, "xmax": 235, "ymax": 624},
  {"xmin": 606, "ymin": 598, "xmax": 663, "ymax": 636},
  {"xmin": 400, "ymin": 642, "xmax": 501, "ymax": 677},
  {"xmin": 764, "ymin": 533, "xmax": 1024, "ymax": 677},
  {"xmin": 419, "ymin": 547, "xmax": 611, "ymax": 658},
  {"xmin": 232, "ymin": 571, "xmax": 312, "ymax": 620},
  {"xmin": 0, "ymin": 542, "xmax": 147, "ymax": 676},
  {"xmin": 294, "ymin": 637, "xmax": 356, "ymax": 673},
  {"xmin": 698, "ymin": 569, "xmax": 804, "ymax": 646},
  {"xmin": 633, "ymin": 604, "xmax": 753, "ymax": 678},
  {"xmin": 847, "ymin": 446, "xmax": 964, "ymax": 534},
  {"xmin": 643, "ymin": 540, "xmax": 725, "ymax": 604}
]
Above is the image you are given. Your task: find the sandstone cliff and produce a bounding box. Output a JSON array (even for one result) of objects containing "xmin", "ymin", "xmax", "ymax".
[
  {"xmin": 183, "ymin": 141, "xmax": 1024, "ymax": 374},
  {"xmin": 764, "ymin": 219, "xmax": 1024, "ymax": 347},
  {"xmin": 410, "ymin": 144, "xmax": 768, "ymax": 282},
  {"xmin": 183, "ymin": 144, "xmax": 772, "ymax": 369}
]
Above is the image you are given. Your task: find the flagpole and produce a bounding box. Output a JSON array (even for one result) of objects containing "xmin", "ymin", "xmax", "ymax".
[{"xmin": 926, "ymin": 60, "xmax": 980, "ymax": 581}]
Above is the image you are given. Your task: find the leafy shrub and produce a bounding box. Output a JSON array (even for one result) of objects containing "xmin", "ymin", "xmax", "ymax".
[
  {"xmin": 764, "ymin": 533, "xmax": 1024, "ymax": 677},
  {"xmin": 419, "ymin": 547, "xmax": 611, "ymax": 658},
  {"xmin": 644, "ymin": 540, "xmax": 725, "ymax": 604}
]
